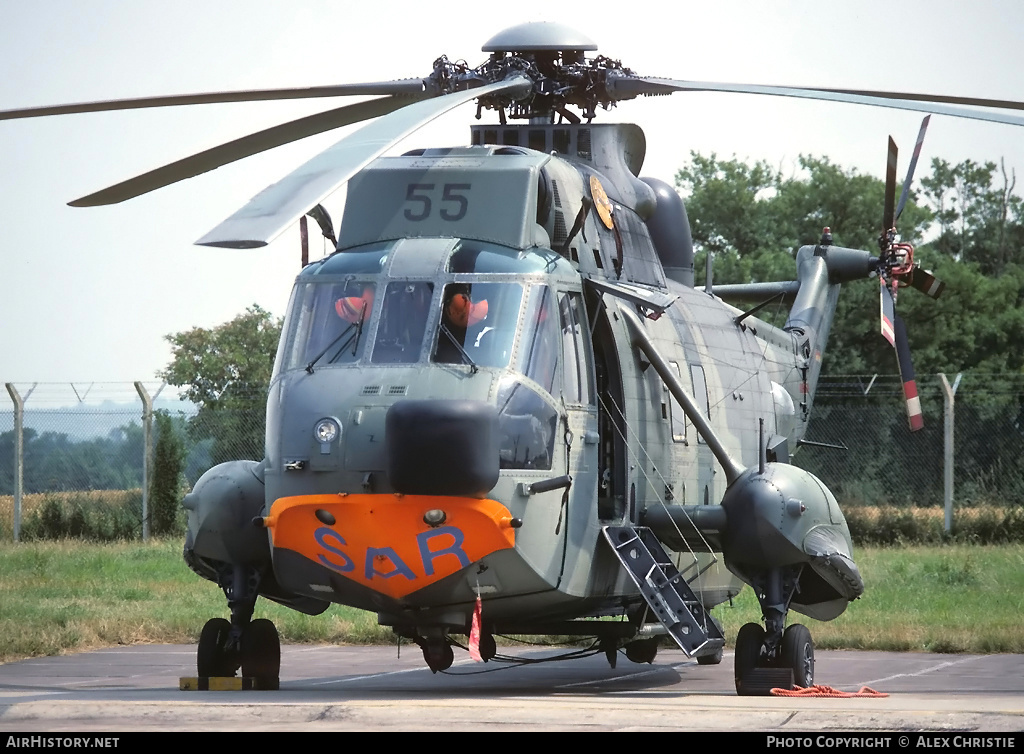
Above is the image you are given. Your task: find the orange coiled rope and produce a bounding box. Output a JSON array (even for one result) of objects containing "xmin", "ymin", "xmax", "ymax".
[{"xmin": 771, "ymin": 685, "xmax": 889, "ymax": 698}]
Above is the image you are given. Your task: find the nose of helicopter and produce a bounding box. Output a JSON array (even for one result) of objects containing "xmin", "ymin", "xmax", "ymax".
[{"xmin": 385, "ymin": 398, "xmax": 500, "ymax": 498}]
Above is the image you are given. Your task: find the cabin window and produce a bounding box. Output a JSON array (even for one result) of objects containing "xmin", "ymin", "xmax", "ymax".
[
  {"xmin": 667, "ymin": 361, "xmax": 688, "ymax": 442},
  {"xmin": 690, "ymin": 364, "xmax": 711, "ymax": 445},
  {"xmin": 370, "ymin": 282, "xmax": 434, "ymax": 364},
  {"xmin": 278, "ymin": 280, "xmax": 375, "ymax": 372},
  {"xmin": 432, "ymin": 282, "xmax": 522, "ymax": 369}
]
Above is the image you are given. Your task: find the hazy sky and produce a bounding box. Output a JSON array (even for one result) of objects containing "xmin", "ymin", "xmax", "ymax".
[{"xmin": 2, "ymin": 0, "xmax": 1022, "ymax": 401}]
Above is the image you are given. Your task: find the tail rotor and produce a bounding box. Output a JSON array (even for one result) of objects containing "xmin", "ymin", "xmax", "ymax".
[{"xmin": 875, "ymin": 116, "xmax": 938, "ymax": 432}]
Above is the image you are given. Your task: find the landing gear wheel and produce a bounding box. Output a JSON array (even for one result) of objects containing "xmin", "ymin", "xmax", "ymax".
[
  {"xmin": 241, "ymin": 618, "xmax": 281, "ymax": 681},
  {"xmin": 696, "ymin": 643, "xmax": 724, "ymax": 666},
  {"xmin": 423, "ymin": 642, "xmax": 454, "ymax": 673},
  {"xmin": 780, "ymin": 623, "xmax": 814, "ymax": 688},
  {"xmin": 624, "ymin": 638, "xmax": 659, "ymax": 665},
  {"xmin": 197, "ymin": 617, "xmax": 235, "ymax": 677},
  {"xmin": 734, "ymin": 622, "xmax": 765, "ymax": 695},
  {"xmin": 478, "ymin": 632, "xmax": 497, "ymax": 662}
]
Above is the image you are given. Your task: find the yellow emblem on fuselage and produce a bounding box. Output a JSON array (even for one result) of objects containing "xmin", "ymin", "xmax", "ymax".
[{"xmin": 590, "ymin": 175, "xmax": 614, "ymax": 229}]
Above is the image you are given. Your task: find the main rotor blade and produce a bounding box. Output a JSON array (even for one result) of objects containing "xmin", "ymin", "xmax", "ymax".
[
  {"xmin": 70, "ymin": 96, "xmax": 419, "ymax": 207},
  {"xmin": 607, "ymin": 76, "xmax": 1024, "ymax": 128},
  {"xmin": 894, "ymin": 115, "xmax": 930, "ymax": 224},
  {"xmin": 196, "ymin": 74, "xmax": 533, "ymax": 249},
  {"xmin": 883, "ymin": 137, "xmax": 898, "ymax": 233},
  {"xmin": 0, "ymin": 80, "xmax": 427, "ymax": 121}
]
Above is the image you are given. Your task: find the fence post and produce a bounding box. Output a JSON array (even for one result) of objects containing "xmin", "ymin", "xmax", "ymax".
[
  {"xmin": 135, "ymin": 382, "xmax": 154, "ymax": 542},
  {"xmin": 5, "ymin": 384, "xmax": 24, "ymax": 542},
  {"xmin": 938, "ymin": 373, "xmax": 962, "ymax": 534}
]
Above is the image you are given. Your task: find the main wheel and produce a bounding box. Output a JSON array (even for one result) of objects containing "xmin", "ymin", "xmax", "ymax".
[
  {"xmin": 734, "ymin": 622, "xmax": 765, "ymax": 694},
  {"xmin": 624, "ymin": 638, "xmax": 659, "ymax": 665},
  {"xmin": 197, "ymin": 617, "xmax": 234, "ymax": 677},
  {"xmin": 696, "ymin": 643, "xmax": 724, "ymax": 665},
  {"xmin": 780, "ymin": 623, "xmax": 814, "ymax": 688},
  {"xmin": 240, "ymin": 618, "xmax": 281, "ymax": 680}
]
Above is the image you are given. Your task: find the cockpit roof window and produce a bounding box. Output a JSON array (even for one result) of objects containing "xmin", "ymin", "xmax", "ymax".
[
  {"xmin": 447, "ymin": 242, "xmax": 573, "ymax": 275},
  {"xmin": 302, "ymin": 242, "xmax": 392, "ymax": 276}
]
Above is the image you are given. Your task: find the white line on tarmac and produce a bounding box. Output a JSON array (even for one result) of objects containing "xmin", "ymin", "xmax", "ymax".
[{"xmin": 858, "ymin": 654, "xmax": 987, "ymax": 687}]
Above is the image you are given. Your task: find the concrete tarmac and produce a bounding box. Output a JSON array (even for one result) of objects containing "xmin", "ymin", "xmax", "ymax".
[{"xmin": 1, "ymin": 645, "xmax": 1023, "ymax": 732}]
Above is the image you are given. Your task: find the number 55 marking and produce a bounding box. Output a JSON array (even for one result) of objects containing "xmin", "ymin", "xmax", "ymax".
[
  {"xmin": 403, "ymin": 183, "xmax": 471, "ymax": 222},
  {"xmin": 440, "ymin": 183, "xmax": 470, "ymax": 221}
]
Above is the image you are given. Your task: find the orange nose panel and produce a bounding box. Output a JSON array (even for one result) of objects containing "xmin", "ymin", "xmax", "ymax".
[{"xmin": 265, "ymin": 494, "xmax": 516, "ymax": 599}]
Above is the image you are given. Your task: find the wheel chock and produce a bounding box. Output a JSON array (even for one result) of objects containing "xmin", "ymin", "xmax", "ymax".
[
  {"xmin": 737, "ymin": 668, "xmax": 793, "ymax": 696},
  {"xmin": 179, "ymin": 676, "xmax": 280, "ymax": 691}
]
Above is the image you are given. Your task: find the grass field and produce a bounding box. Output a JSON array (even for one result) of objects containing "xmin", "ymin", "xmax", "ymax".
[{"xmin": 1, "ymin": 538, "xmax": 1022, "ymax": 663}]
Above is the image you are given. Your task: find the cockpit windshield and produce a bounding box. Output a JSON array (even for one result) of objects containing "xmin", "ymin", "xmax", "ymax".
[
  {"xmin": 432, "ymin": 283, "xmax": 522, "ymax": 369},
  {"xmin": 372, "ymin": 281, "xmax": 434, "ymax": 364},
  {"xmin": 277, "ymin": 281, "xmax": 374, "ymax": 372},
  {"xmin": 275, "ymin": 242, "xmax": 580, "ymax": 388}
]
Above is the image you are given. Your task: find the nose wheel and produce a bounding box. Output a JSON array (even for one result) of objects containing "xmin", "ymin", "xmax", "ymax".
[
  {"xmin": 197, "ymin": 616, "xmax": 281, "ymax": 684},
  {"xmin": 241, "ymin": 618, "xmax": 281, "ymax": 681},
  {"xmin": 422, "ymin": 641, "xmax": 455, "ymax": 673},
  {"xmin": 196, "ymin": 565, "xmax": 280, "ymax": 686},
  {"xmin": 197, "ymin": 617, "xmax": 237, "ymax": 678}
]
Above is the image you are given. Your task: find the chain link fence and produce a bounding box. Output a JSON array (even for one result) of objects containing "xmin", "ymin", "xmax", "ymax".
[
  {"xmin": 2, "ymin": 375, "xmax": 1022, "ymax": 541},
  {"xmin": 800, "ymin": 374, "xmax": 1024, "ymax": 509},
  {"xmin": 0, "ymin": 383, "xmax": 265, "ymax": 541}
]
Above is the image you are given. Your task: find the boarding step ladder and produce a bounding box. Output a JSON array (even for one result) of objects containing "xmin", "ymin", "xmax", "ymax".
[{"xmin": 603, "ymin": 525, "xmax": 725, "ymax": 657}]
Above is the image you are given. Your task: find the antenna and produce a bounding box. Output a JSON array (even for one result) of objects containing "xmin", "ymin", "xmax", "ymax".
[{"xmin": 758, "ymin": 418, "xmax": 765, "ymax": 474}]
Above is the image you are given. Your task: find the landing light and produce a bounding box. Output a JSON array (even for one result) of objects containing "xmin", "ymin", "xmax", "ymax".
[
  {"xmin": 423, "ymin": 509, "xmax": 447, "ymax": 527},
  {"xmin": 313, "ymin": 418, "xmax": 341, "ymax": 445}
]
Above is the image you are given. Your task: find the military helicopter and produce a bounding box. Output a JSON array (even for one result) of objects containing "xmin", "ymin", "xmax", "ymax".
[{"xmin": 5, "ymin": 21, "xmax": 1024, "ymax": 695}]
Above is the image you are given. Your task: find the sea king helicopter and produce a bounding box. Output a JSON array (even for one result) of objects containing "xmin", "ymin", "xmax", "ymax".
[{"xmin": 6, "ymin": 22, "xmax": 1024, "ymax": 695}]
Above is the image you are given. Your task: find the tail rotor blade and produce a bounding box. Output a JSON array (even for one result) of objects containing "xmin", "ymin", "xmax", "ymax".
[
  {"xmin": 879, "ymin": 280, "xmax": 896, "ymax": 347},
  {"xmin": 894, "ymin": 115, "xmax": 931, "ymax": 224},
  {"xmin": 909, "ymin": 266, "xmax": 945, "ymax": 299},
  {"xmin": 883, "ymin": 136, "xmax": 898, "ymax": 234},
  {"xmin": 894, "ymin": 315, "xmax": 924, "ymax": 431}
]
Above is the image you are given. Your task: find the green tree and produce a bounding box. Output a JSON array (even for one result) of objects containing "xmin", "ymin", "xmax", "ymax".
[
  {"xmin": 674, "ymin": 151, "xmax": 1024, "ymax": 378},
  {"xmin": 150, "ymin": 411, "xmax": 185, "ymax": 536},
  {"xmin": 161, "ymin": 305, "xmax": 282, "ymax": 467},
  {"xmin": 920, "ymin": 157, "xmax": 1024, "ymax": 276}
]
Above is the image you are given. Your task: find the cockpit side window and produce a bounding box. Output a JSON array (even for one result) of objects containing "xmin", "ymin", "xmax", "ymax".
[
  {"xmin": 371, "ymin": 282, "xmax": 433, "ymax": 364},
  {"xmin": 279, "ymin": 281, "xmax": 375, "ymax": 372}
]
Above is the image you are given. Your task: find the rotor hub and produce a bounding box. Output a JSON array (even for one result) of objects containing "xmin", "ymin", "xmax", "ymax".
[
  {"xmin": 481, "ymin": 21, "xmax": 597, "ymax": 55},
  {"xmin": 427, "ymin": 22, "xmax": 633, "ymax": 123}
]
